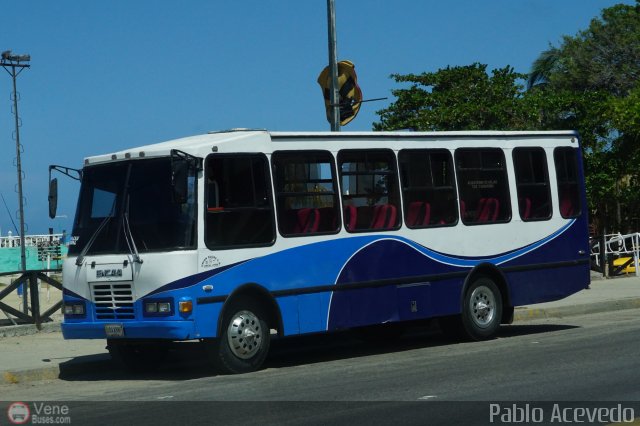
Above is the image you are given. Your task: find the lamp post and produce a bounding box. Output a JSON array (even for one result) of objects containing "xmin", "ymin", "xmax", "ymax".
[
  {"xmin": 1, "ymin": 50, "xmax": 30, "ymax": 312},
  {"xmin": 326, "ymin": 0, "xmax": 340, "ymax": 131}
]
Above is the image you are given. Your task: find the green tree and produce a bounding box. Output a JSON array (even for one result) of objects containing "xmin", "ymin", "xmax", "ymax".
[
  {"xmin": 375, "ymin": 2, "xmax": 640, "ymax": 233},
  {"xmin": 373, "ymin": 64, "xmax": 529, "ymax": 132},
  {"xmin": 528, "ymin": 2, "xmax": 640, "ymax": 96},
  {"xmin": 373, "ymin": 63, "xmax": 609, "ymax": 147},
  {"xmin": 527, "ymin": 1, "xmax": 640, "ymax": 233}
]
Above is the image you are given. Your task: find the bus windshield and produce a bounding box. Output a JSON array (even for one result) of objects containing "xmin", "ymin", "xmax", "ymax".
[{"xmin": 68, "ymin": 157, "xmax": 197, "ymax": 256}]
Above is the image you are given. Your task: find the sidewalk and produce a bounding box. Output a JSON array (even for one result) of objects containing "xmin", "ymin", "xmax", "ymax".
[
  {"xmin": 513, "ymin": 273, "xmax": 640, "ymax": 320},
  {"xmin": 1, "ymin": 273, "xmax": 639, "ymax": 385}
]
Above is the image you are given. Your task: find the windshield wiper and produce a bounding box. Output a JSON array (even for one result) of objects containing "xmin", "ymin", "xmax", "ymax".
[
  {"xmin": 122, "ymin": 195, "xmax": 143, "ymax": 264},
  {"xmin": 75, "ymin": 212, "xmax": 113, "ymax": 266}
]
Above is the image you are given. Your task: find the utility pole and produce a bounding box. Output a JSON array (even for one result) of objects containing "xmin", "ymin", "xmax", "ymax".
[
  {"xmin": 327, "ymin": 0, "xmax": 340, "ymax": 131},
  {"xmin": 1, "ymin": 51, "xmax": 30, "ymax": 277}
]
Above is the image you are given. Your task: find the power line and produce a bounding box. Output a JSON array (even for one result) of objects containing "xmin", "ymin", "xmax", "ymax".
[{"xmin": 0, "ymin": 192, "xmax": 19, "ymax": 234}]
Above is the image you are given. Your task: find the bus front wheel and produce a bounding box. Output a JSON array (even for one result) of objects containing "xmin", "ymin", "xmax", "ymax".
[
  {"xmin": 461, "ymin": 276, "xmax": 502, "ymax": 340},
  {"xmin": 210, "ymin": 302, "xmax": 270, "ymax": 374}
]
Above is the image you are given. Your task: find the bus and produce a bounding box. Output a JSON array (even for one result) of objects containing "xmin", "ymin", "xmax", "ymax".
[{"xmin": 50, "ymin": 130, "xmax": 590, "ymax": 374}]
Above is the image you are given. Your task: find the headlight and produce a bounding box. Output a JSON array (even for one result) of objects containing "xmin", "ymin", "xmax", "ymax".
[
  {"xmin": 63, "ymin": 302, "xmax": 86, "ymax": 317},
  {"xmin": 143, "ymin": 298, "xmax": 173, "ymax": 316}
]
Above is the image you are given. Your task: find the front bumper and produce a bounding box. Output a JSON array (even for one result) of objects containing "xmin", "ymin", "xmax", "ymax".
[{"xmin": 62, "ymin": 320, "xmax": 197, "ymax": 340}]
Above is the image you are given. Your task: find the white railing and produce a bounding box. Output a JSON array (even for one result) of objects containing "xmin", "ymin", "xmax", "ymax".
[
  {"xmin": 0, "ymin": 233, "xmax": 63, "ymax": 248},
  {"xmin": 590, "ymin": 232, "xmax": 640, "ymax": 276}
]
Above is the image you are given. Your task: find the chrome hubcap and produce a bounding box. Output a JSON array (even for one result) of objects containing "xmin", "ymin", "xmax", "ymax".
[
  {"xmin": 227, "ymin": 310, "xmax": 262, "ymax": 359},
  {"xmin": 469, "ymin": 285, "xmax": 495, "ymax": 328}
]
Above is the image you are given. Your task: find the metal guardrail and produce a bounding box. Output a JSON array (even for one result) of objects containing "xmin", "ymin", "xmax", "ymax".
[
  {"xmin": 0, "ymin": 269, "xmax": 62, "ymax": 329},
  {"xmin": 590, "ymin": 233, "xmax": 640, "ymax": 277},
  {"xmin": 0, "ymin": 233, "xmax": 63, "ymax": 248}
]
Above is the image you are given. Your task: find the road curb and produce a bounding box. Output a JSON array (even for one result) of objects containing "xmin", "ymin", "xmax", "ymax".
[
  {"xmin": 1, "ymin": 355, "xmax": 112, "ymax": 385},
  {"xmin": 514, "ymin": 297, "xmax": 640, "ymax": 321},
  {"xmin": 2, "ymin": 366, "xmax": 60, "ymax": 385}
]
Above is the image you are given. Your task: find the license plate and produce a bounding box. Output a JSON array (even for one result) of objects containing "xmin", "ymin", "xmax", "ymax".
[{"xmin": 104, "ymin": 324, "xmax": 124, "ymax": 338}]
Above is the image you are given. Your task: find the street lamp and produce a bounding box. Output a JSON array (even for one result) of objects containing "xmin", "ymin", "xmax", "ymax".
[
  {"xmin": 326, "ymin": 0, "xmax": 340, "ymax": 131},
  {"xmin": 1, "ymin": 50, "xmax": 30, "ymax": 311},
  {"xmin": 1, "ymin": 51, "xmax": 31, "ymax": 63}
]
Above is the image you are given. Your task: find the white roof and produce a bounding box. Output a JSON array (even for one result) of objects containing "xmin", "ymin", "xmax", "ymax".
[{"xmin": 83, "ymin": 129, "xmax": 579, "ymax": 166}]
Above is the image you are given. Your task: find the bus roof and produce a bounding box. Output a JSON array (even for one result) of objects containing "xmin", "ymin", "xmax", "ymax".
[{"xmin": 83, "ymin": 129, "xmax": 579, "ymax": 166}]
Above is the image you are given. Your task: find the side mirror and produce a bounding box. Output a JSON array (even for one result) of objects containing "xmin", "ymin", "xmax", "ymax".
[
  {"xmin": 48, "ymin": 178, "xmax": 58, "ymax": 219},
  {"xmin": 170, "ymin": 149, "xmax": 201, "ymax": 204}
]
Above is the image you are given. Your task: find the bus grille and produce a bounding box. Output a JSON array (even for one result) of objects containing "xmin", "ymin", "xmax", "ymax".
[{"xmin": 91, "ymin": 283, "xmax": 135, "ymax": 320}]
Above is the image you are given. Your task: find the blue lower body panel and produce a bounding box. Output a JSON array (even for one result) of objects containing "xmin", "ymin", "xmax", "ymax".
[{"xmin": 62, "ymin": 320, "xmax": 196, "ymax": 340}]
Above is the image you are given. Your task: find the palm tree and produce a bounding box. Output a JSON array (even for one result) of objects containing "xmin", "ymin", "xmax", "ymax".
[{"xmin": 527, "ymin": 46, "xmax": 560, "ymax": 90}]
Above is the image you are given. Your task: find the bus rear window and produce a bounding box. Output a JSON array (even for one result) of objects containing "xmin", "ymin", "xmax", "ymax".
[{"xmin": 554, "ymin": 147, "xmax": 581, "ymax": 219}]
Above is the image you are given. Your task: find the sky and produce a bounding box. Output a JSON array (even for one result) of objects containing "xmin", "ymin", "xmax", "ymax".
[{"xmin": 0, "ymin": 0, "xmax": 634, "ymax": 236}]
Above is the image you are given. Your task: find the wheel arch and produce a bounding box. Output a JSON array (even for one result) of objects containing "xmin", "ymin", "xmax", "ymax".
[
  {"xmin": 217, "ymin": 283, "xmax": 284, "ymax": 338},
  {"xmin": 462, "ymin": 263, "xmax": 513, "ymax": 324}
]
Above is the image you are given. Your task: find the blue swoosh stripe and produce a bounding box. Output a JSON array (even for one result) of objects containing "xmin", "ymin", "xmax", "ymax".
[{"xmin": 391, "ymin": 220, "xmax": 575, "ymax": 268}]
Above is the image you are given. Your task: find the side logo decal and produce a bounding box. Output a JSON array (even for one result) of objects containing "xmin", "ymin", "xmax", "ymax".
[{"xmin": 201, "ymin": 256, "xmax": 221, "ymax": 269}]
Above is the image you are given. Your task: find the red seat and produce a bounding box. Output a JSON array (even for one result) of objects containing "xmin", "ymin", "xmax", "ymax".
[
  {"xmin": 294, "ymin": 208, "xmax": 320, "ymax": 233},
  {"xmin": 476, "ymin": 198, "xmax": 499, "ymax": 222},
  {"xmin": 475, "ymin": 198, "xmax": 487, "ymax": 220},
  {"xmin": 407, "ymin": 201, "xmax": 431, "ymax": 227},
  {"xmin": 519, "ymin": 197, "xmax": 532, "ymax": 220},
  {"xmin": 343, "ymin": 205, "xmax": 357, "ymax": 231},
  {"xmin": 560, "ymin": 197, "xmax": 574, "ymax": 218},
  {"xmin": 559, "ymin": 184, "xmax": 577, "ymax": 218},
  {"xmin": 370, "ymin": 204, "xmax": 397, "ymax": 229}
]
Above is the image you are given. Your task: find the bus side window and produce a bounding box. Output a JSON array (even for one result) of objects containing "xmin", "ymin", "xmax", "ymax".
[
  {"xmin": 513, "ymin": 147, "xmax": 552, "ymax": 221},
  {"xmin": 554, "ymin": 147, "xmax": 581, "ymax": 219},
  {"xmin": 398, "ymin": 149, "xmax": 458, "ymax": 228},
  {"xmin": 338, "ymin": 149, "xmax": 401, "ymax": 232},
  {"xmin": 272, "ymin": 150, "xmax": 340, "ymax": 237},
  {"xmin": 455, "ymin": 148, "xmax": 512, "ymax": 225},
  {"xmin": 204, "ymin": 154, "xmax": 276, "ymax": 249}
]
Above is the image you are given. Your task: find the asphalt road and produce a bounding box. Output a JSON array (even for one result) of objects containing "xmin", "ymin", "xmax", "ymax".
[{"xmin": 1, "ymin": 309, "xmax": 639, "ymax": 425}]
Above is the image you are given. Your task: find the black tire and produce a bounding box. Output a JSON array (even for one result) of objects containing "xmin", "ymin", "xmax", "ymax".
[
  {"xmin": 209, "ymin": 300, "xmax": 270, "ymax": 374},
  {"xmin": 107, "ymin": 340, "xmax": 169, "ymax": 372},
  {"xmin": 439, "ymin": 275, "xmax": 502, "ymax": 341},
  {"xmin": 460, "ymin": 275, "xmax": 503, "ymax": 341}
]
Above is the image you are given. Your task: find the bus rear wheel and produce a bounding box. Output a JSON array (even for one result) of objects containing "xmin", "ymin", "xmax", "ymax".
[
  {"xmin": 461, "ymin": 276, "xmax": 502, "ymax": 340},
  {"xmin": 210, "ymin": 302, "xmax": 270, "ymax": 374},
  {"xmin": 440, "ymin": 275, "xmax": 502, "ymax": 341}
]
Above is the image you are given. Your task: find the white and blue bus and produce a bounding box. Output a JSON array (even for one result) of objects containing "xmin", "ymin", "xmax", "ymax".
[{"xmin": 50, "ymin": 130, "xmax": 590, "ymax": 373}]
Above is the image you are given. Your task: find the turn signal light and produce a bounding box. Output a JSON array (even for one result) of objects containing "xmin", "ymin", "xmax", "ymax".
[{"xmin": 179, "ymin": 300, "xmax": 192, "ymax": 313}]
